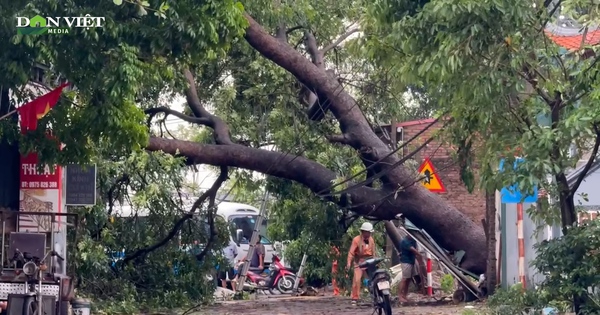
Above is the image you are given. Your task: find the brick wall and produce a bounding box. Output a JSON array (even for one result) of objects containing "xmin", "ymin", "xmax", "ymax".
[{"xmin": 398, "ymin": 119, "xmax": 486, "ymax": 224}]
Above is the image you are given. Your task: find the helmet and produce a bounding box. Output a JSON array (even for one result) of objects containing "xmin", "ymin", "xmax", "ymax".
[{"xmin": 359, "ymin": 222, "xmax": 374, "ymax": 232}]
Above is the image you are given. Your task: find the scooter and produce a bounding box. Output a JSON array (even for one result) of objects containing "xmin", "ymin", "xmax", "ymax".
[
  {"xmin": 243, "ymin": 265, "xmax": 276, "ymax": 293},
  {"xmin": 269, "ymin": 255, "xmax": 305, "ymax": 294},
  {"xmin": 243, "ymin": 260, "xmax": 305, "ymax": 294},
  {"xmin": 358, "ymin": 257, "xmax": 393, "ymax": 315}
]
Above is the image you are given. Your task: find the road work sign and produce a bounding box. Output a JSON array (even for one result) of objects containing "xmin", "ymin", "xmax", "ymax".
[{"xmin": 417, "ymin": 158, "xmax": 446, "ymax": 193}]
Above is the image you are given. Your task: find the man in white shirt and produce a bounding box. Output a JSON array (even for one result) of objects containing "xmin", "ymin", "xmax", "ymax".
[{"xmin": 219, "ymin": 239, "xmax": 238, "ymax": 291}]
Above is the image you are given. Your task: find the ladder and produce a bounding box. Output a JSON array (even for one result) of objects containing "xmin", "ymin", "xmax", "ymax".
[{"xmin": 235, "ymin": 190, "xmax": 269, "ymax": 292}]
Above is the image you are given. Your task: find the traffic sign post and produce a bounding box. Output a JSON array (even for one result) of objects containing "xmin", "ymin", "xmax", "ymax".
[{"xmin": 417, "ymin": 158, "xmax": 446, "ymax": 193}]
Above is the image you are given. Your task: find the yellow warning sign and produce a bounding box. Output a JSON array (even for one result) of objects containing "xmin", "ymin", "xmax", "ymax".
[{"xmin": 418, "ymin": 158, "xmax": 446, "ymax": 193}]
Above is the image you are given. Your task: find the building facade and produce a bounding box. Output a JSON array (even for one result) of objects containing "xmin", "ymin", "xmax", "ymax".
[{"xmin": 376, "ymin": 119, "xmax": 486, "ymax": 225}]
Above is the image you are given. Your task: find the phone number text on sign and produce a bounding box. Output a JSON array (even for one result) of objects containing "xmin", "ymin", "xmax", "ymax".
[{"xmin": 21, "ymin": 181, "xmax": 59, "ymax": 189}]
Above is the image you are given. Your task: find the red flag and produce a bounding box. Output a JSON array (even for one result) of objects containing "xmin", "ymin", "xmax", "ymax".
[{"xmin": 17, "ymin": 83, "xmax": 69, "ymax": 132}]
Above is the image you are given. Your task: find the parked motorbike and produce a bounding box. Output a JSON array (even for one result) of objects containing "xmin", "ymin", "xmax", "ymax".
[
  {"xmin": 358, "ymin": 257, "xmax": 393, "ymax": 315},
  {"xmin": 243, "ymin": 257, "xmax": 305, "ymax": 294},
  {"xmin": 270, "ymin": 255, "xmax": 305, "ymax": 294},
  {"xmin": 243, "ymin": 265, "xmax": 274, "ymax": 292}
]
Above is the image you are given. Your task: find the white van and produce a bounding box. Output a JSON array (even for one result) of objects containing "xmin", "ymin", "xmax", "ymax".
[
  {"xmin": 113, "ymin": 201, "xmax": 275, "ymax": 265},
  {"xmin": 215, "ymin": 202, "xmax": 275, "ymax": 265}
]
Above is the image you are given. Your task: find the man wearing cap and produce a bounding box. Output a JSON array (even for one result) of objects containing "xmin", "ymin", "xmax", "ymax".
[{"xmin": 346, "ymin": 222, "xmax": 376, "ymax": 305}]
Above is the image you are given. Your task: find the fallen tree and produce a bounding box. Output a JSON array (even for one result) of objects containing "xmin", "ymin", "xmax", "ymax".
[{"xmin": 145, "ymin": 13, "xmax": 487, "ymax": 274}]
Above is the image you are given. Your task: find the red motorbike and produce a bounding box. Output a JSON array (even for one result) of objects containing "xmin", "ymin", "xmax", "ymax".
[{"xmin": 244, "ymin": 255, "xmax": 305, "ymax": 294}]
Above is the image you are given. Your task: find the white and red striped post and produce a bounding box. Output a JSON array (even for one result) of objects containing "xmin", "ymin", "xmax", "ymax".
[
  {"xmin": 517, "ymin": 203, "xmax": 526, "ymax": 289},
  {"xmin": 426, "ymin": 252, "xmax": 433, "ymax": 296}
]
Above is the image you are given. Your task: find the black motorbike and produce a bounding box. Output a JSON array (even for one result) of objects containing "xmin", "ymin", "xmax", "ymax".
[{"xmin": 358, "ymin": 258, "xmax": 393, "ymax": 315}]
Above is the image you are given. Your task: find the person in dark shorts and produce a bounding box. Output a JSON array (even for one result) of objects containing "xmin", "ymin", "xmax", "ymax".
[
  {"xmin": 398, "ymin": 234, "xmax": 421, "ymax": 303},
  {"xmin": 219, "ymin": 239, "xmax": 238, "ymax": 291}
]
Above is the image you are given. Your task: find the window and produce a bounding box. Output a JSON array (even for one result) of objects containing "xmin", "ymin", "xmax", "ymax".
[
  {"xmin": 229, "ymin": 214, "xmax": 271, "ymax": 244},
  {"xmin": 31, "ymin": 67, "xmax": 45, "ymax": 84}
]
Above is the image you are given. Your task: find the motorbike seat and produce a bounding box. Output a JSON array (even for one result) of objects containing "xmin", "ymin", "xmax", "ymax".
[
  {"xmin": 248, "ymin": 267, "xmax": 264, "ymax": 273},
  {"xmin": 371, "ymin": 269, "xmax": 389, "ymax": 280}
]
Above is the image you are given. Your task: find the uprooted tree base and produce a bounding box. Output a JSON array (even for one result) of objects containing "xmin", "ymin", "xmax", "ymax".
[{"xmin": 145, "ymin": 14, "xmax": 487, "ymax": 274}]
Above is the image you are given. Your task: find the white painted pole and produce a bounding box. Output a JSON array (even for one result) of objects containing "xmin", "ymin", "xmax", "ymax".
[{"xmin": 292, "ymin": 253, "xmax": 308, "ymax": 294}]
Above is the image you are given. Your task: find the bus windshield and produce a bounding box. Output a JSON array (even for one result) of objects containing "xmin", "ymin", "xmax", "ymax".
[{"xmin": 229, "ymin": 215, "xmax": 270, "ymax": 244}]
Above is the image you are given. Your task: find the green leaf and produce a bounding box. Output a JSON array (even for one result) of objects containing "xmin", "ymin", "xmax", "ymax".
[{"xmin": 113, "ymin": 0, "xmax": 123, "ymax": 5}]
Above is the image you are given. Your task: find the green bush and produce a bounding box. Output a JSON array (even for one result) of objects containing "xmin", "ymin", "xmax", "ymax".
[
  {"xmin": 532, "ymin": 219, "xmax": 600, "ymax": 314},
  {"xmin": 486, "ymin": 220, "xmax": 600, "ymax": 314},
  {"xmin": 487, "ymin": 285, "xmax": 550, "ymax": 314},
  {"xmin": 441, "ymin": 274, "xmax": 454, "ymax": 294}
]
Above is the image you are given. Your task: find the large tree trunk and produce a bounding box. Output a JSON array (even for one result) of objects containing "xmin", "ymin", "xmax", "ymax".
[{"xmin": 243, "ymin": 15, "xmax": 486, "ymax": 274}]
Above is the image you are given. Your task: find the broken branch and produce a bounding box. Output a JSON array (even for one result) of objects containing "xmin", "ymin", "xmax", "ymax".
[{"xmin": 321, "ymin": 28, "xmax": 359, "ymax": 54}]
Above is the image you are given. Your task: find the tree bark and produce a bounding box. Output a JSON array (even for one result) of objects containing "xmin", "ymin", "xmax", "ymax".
[{"xmin": 241, "ymin": 14, "xmax": 487, "ymax": 273}]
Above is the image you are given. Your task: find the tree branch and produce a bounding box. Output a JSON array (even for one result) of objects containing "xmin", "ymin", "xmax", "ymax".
[
  {"xmin": 193, "ymin": 166, "xmax": 229, "ymax": 262},
  {"xmin": 182, "ymin": 68, "xmax": 234, "ymax": 145},
  {"xmin": 146, "ymin": 137, "xmax": 388, "ymax": 215},
  {"xmin": 286, "ymin": 26, "xmax": 303, "ymax": 35},
  {"xmin": 92, "ymin": 174, "xmax": 130, "ymax": 240},
  {"xmin": 275, "ymin": 22, "xmax": 287, "ymax": 42},
  {"xmin": 145, "ymin": 107, "xmax": 212, "ymax": 126},
  {"xmin": 568, "ymin": 125, "xmax": 600, "ymax": 196},
  {"xmin": 119, "ymin": 166, "xmax": 229, "ymax": 266},
  {"xmin": 304, "ymin": 31, "xmax": 323, "ymax": 68},
  {"xmin": 326, "ymin": 134, "xmax": 352, "ymax": 145},
  {"xmin": 321, "ymin": 28, "xmax": 359, "ymax": 55}
]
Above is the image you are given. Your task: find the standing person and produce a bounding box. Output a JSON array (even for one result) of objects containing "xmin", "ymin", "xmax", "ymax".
[
  {"xmin": 346, "ymin": 222, "xmax": 376, "ymax": 305},
  {"xmin": 398, "ymin": 234, "xmax": 421, "ymax": 303},
  {"xmin": 219, "ymin": 239, "xmax": 238, "ymax": 291}
]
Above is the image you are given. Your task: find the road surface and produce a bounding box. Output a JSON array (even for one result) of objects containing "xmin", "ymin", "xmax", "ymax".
[{"xmin": 193, "ymin": 294, "xmax": 484, "ymax": 315}]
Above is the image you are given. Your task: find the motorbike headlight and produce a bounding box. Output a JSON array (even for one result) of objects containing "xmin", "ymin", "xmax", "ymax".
[{"xmin": 22, "ymin": 261, "xmax": 37, "ymax": 276}]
